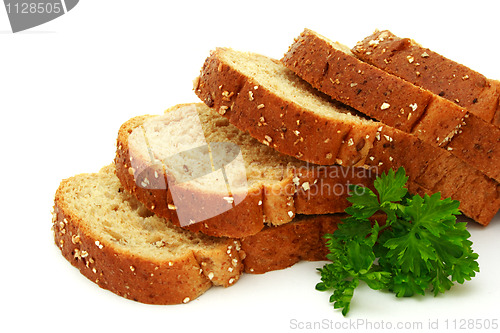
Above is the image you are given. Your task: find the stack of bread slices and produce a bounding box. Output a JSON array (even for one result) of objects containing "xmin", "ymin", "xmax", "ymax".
[{"xmin": 53, "ymin": 28, "xmax": 500, "ymax": 305}]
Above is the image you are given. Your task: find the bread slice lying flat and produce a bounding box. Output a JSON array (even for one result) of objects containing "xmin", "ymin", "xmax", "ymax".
[
  {"xmin": 115, "ymin": 103, "xmax": 375, "ymax": 237},
  {"xmin": 352, "ymin": 29, "xmax": 500, "ymax": 127},
  {"xmin": 53, "ymin": 165, "xmax": 244, "ymax": 304},
  {"xmin": 194, "ymin": 48, "xmax": 500, "ymax": 225},
  {"xmin": 282, "ymin": 28, "xmax": 500, "ymax": 184}
]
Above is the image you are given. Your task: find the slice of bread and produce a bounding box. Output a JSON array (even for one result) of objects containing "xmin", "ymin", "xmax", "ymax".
[
  {"xmin": 281, "ymin": 28, "xmax": 500, "ymax": 184},
  {"xmin": 53, "ymin": 165, "xmax": 244, "ymax": 305},
  {"xmin": 352, "ymin": 29, "xmax": 500, "ymax": 127},
  {"xmin": 194, "ymin": 48, "xmax": 500, "ymax": 225},
  {"xmin": 114, "ymin": 103, "xmax": 375, "ymax": 238}
]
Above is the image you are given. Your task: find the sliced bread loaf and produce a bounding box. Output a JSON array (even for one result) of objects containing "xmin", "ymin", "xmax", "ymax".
[
  {"xmin": 53, "ymin": 164, "xmax": 375, "ymax": 300},
  {"xmin": 194, "ymin": 48, "xmax": 500, "ymax": 225},
  {"xmin": 115, "ymin": 103, "xmax": 375, "ymax": 238},
  {"xmin": 53, "ymin": 165, "xmax": 244, "ymax": 305},
  {"xmin": 352, "ymin": 29, "xmax": 500, "ymax": 127},
  {"xmin": 281, "ymin": 28, "xmax": 500, "ymax": 184}
]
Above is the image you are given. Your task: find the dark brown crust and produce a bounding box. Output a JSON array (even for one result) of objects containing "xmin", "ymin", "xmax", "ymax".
[
  {"xmin": 365, "ymin": 126, "xmax": 500, "ymax": 224},
  {"xmin": 194, "ymin": 48, "xmax": 499, "ymax": 225},
  {"xmin": 352, "ymin": 30, "xmax": 499, "ymax": 124},
  {"xmin": 282, "ymin": 29, "xmax": 500, "ymax": 184},
  {"xmin": 241, "ymin": 214, "xmax": 340, "ymax": 274},
  {"xmin": 241, "ymin": 213, "xmax": 386, "ymax": 274}
]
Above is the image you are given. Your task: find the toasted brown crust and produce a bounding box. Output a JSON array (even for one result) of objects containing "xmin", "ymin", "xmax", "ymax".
[
  {"xmin": 52, "ymin": 176, "xmax": 245, "ymax": 305},
  {"xmin": 352, "ymin": 30, "xmax": 500, "ymax": 124},
  {"xmin": 114, "ymin": 106, "xmax": 378, "ymax": 238},
  {"xmin": 282, "ymin": 29, "xmax": 500, "ymax": 184},
  {"xmin": 194, "ymin": 48, "xmax": 499, "ymax": 225},
  {"xmin": 241, "ymin": 214, "xmax": 339, "ymax": 274},
  {"xmin": 241, "ymin": 213, "xmax": 387, "ymax": 274}
]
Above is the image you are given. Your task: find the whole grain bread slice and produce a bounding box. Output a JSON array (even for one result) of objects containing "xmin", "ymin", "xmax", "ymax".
[
  {"xmin": 194, "ymin": 47, "xmax": 500, "ymax": 225},
  {"xmin": 115, "ymin": 103, "xmax": 375, "ymax": 238},
  {"xmin": 352, "ymin": 29, "xmax": 500, "ymax": 127},
  {"xmin": 281, "ymin": 28, "xmax": 500, "ymax": 183},
  {"xmin": 53, "ymin": 165, "xmax": 244, "ymax": 305}
]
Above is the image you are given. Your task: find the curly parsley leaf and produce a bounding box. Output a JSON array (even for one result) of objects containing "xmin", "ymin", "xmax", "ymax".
[{"xmin": 316, "ymin": 167, "xmax": 479, "ymax": 315}]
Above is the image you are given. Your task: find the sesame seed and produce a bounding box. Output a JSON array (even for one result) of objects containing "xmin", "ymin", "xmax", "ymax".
[
  {"xmin": 258, "ymin": 200, "xmax": 262, "ymax": 206},
  {"xmin": 248, "ymin": 91, "xmax": 254, "ymax": 101},
  {"xmin": 264, "ymin": 135, "xmax": 272, "ymax": 142},
  {"xmin": 302, "ymin": 182, "xmax": 310, "ymax": 191},
  {"xmin": 232, "ymin": 258, "xmax": 238, "ymax": 266},
  {"xmin": 421, "ymin": 52, "xmax": 430, "ymax": 58},
  {"xmin": 130, "ymin": 266, "xmax": 135, "ymax": 272},
  {"xmin": 95, "ymin": 241, "xmax": 103, "ymax": 249},
  {"xmin": 257, "ymin": 104, "xmax": 265, "ymax": 109},
  {"xmin": 380, "ymin": 102, "xmax": 391, "ymax": 110},
  {"xmin": 462, "ymin": 75, "xmax": 469, "ymax": 80},
  {"xmin": 71, "ymin": 234, "xmax": 80, "ymax": 244},
  {"xmin": 347, "ymin": 138, "xmax": 354, "ymax": 146},
  {"xmin": 223, "ymin": 196, "xmax": 234, "ymax": 204},
  {"xmin": 288, "ymin": 211, "xmax": 294, "ymax": 218},
  {"xmin": 407, "ymin": 55, "xmax": 414, "ymax": 63},
  {"xmin": 208, "ymin": 272, "xmax": 214, "ymax": 280},
  {"xmin": 219, "ymin": 105, "xmax": 228, "ymax": 115},
  {"xmin": 168, "ymin": 262, "xmax": 173, "ymax": 266},
  {"xmin": 409, "ymin": 103, "xmax": 418, "ymax": 111},
  {"xmin": 350, "ymin": 83, "xmax": 358, "ymax": 87},
  {"xmin": 326, "ymin": 153, "xmax": 333, "ymax": 159},
  {"xmin": 254, "ymin": 85, "xmax": 259, "ymax": 90},
  {"xmin": 389, "ymin": 156, "xmax": 394, "ymax": 162},
  {"xmin": 168, "ymin": 204, "xmax": 177, "ymax": 210},
  {"xmin": 228, "ymin": 267, "xmax": 234, "ymax": 272},
  {"xmin": 369, "ymin": 156, "xmax": 375, "ymax": 161},
  {"xmin": 183, "ymin": 297, "xmax": 190, "ymax": 303},
  {"xmin": 229, "ymin": 278, "xmax": 235, "ymax": 284}
]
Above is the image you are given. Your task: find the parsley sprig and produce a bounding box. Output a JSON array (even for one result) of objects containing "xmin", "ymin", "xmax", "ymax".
[{"xmin": 316, "ymin": 167, "xmax": 479, "ymax": 316}]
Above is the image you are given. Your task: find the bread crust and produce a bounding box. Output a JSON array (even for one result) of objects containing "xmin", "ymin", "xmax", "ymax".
[
  {"xmin": 114, "ymin": 105, "xmax": 377, "ymax": 238},
  {"xmin": 282, "ymin": 28, "xmax": 500, "ymax": 184},
  {"xmin": 194, "ymin": 48, "xmax": 499, "ymax": 225},
  {"xmin": 53, "ymin": 170, "xmax": 245, "ymax": 305},
  {"xmin": 352, "ymin": 30, "xmax": 499, "ymax": 124}
]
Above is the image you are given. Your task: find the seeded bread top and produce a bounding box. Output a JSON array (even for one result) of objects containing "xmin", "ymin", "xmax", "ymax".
[{"xmin": 352, "ymin": 29, "xmax": 500, "ymax": 125}]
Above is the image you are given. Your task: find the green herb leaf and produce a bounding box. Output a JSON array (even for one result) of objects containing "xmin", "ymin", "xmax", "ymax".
[{"xmin": 316, "ymin": 167, "xmax": 479, "ymax": 315}]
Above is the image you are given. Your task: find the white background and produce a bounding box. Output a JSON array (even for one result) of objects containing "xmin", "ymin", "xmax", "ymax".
[{"xmin": 1, "ymin": 1, "xmax": 499, "ymax": 332}]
